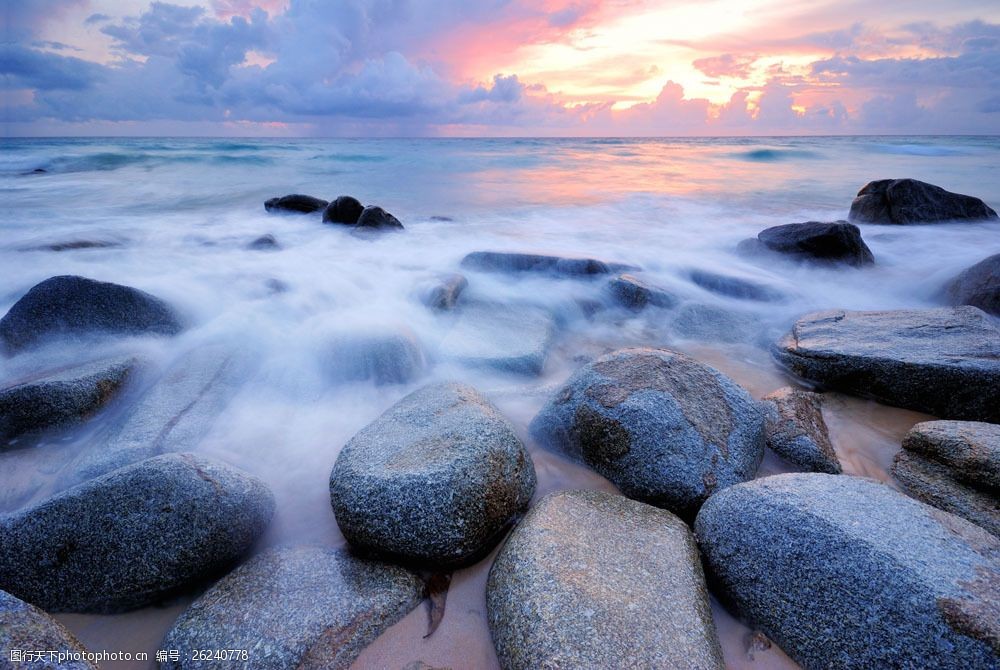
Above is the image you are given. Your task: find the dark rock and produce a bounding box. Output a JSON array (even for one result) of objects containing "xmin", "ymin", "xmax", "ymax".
[
  {"xmin": 356, "ymin": 205, "xmax": 404, "ymax": 231},
  {"xmin": 750, "ymin": 221, "xmax": 874, "ymax": 267},
  {"xmin": 0, "ymin": 276, "xmax": 184, "ymax": 355},
  {"xmin": 761, "ymin": 387, "xmax": 841, "ymax": 474},
  {"xmin": 893, "ymin": 450, "xmax": 999, "ymax": 536},
  {"xmin": 688, "ymin": 269, "xmax": 785, "ymax": 302},
  {"xmin": 247, "ymin": 234, "xmax": 280, "ymax": 250},
  {"xmin": 849, "ymin": 178, "xmax": 999, "ymax": 224},
  {"xmin": 529, "ymin": 348, "xmax": 764, "ymax": 519},
  {"xmin": 606, "ymin": 273, "xmax": 677, "ymax": 310},
  {"xmin": 161, "ymin": 546, "xmax": 424, "ymax": 670},
  {"xmin": 19, "ymin": 239, "xmax": 124, "ymax": 252},
  {"xmin": 670, "ymin": 303, "xmax": 766, "ymax": 345},
  {"xmin": 944, "ymin": 253, "xmax": 1000, "ymax": 316},
  {"xmin": 461, "ymin": 251, "xmax": 636, "ymax": 277},
  {"xmin": 417, "ymin": 273, "xmax": 468, "ymax": 311},
  {"xmin": 429, "ymin": 215, "xmax": 454, "ymax": 222},
  {"xmin": 263, "ymin": 194, "xmax": 328, "ymax": 214},
  {"xmin": 0, "ymin": 589, "xmax": 97, "ymax": 669},
  {"xmin": 0, "ymin": 453, "xmax": 274, "ymax": 613},
  {"xmin": 330, "ymin": 382, "xmax": 536, "ymax": 566},
  {"xmin": 441, "ymin": 302, "xmax": 555, "ymax": 375},
  {"xmin": 487, "ymin": 489, "xmax": 724, "ymax": 670},
  {"xmin": 0, "ymin": 356, "xmax": 137, "ymax": 449},
  {"xmin": 322, "ymin": 195, "xmax": 365, "ymax": 224},
  {"xmin": 695, "ymin": 473, "xmax": 1000, "ymax": 669},
  {"xmin": 773, "ymin": 306, "xmax": 1000, "ymax": 422},
  {"xmin": 326, "ymin": 329, "xmax": 425, "ymax": 386}
]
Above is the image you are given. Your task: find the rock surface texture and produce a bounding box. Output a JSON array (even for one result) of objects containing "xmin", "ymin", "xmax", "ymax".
[
  {"xmin": 0, "ymin": 589, "xmax": 97, "ymax": 669},
  {"xmin": 761, "ymin": 387, "xmax": 841, "ymax": 474},
  {"xmin": 487, "ymin": 489, "xmax": 725, "ymax": 670},
  {"xmin": 849, "ymin": 179, "xmax": 999, "ymax": 224}
]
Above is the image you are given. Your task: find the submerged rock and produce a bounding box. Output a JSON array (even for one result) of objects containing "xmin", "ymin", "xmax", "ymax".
[
  {"xmin": 441, "ymin": 302, "xmax": 555, "ymax": 375},
  {"xmin": 487, "ymin": 490, "xmax": 724, "ymax": 670},
  {"xmin": 530, "ymin": 348, "xmax": 764, "ymax": 518},
  {"xmin": 0, "ymin": 589, "xmax": 97, "ymax": 669},
  {"xmin": 605, "ymin": 273, "xmax": 677, "ymax": 310},
  {"xmin": 892, "ymin": 420, "xmax": 1000, "ymax": 535},
  {"xmin": 742, "ymin": 221, "xmax": 874, "ymax": 267},
  {"xmin": 247, "ymin": 234, "xmax": 280, "ymax": 250},
  {"xmin": 0, "ymin": 453, "xmax": 274, "ymax": 613},
  {"xmin": 0, "ymin": 275, "xmax": 184, "ymax": 355},
  {"xmin": 356, "ymin": 205, "xmax": 404, "ymax": 231},
  {"xmin": 0, "ymin": 355, "xmax": 138, "ymax": 449},
  {"xmin": 18, "ymin": 239, "xmax": 124, "ymax": 253},
  {"xmin": 326, "ymin": 329, "xmax": 425, "ymax": 386},
  {"xmin": 417, "ymin": 273, "xmax": 468, "ymax": 311},
  {"xmin": 160, "ymin": 546, "xmax": 424, "ymax": 670},
  {"xmin": 688, "ymin": 269, "xmax": 785, "ymax": 302},
  {"xmin": 264, "ymin": 194, "xmax": 328, "ymax": 214},
  {"xmin": 761, "ymin": 387, "xmax": 841, "ymax": 474},
  {"xmin": 330, "ymin": 382, "xmax": 535, "ymax": 566},
  {"xmin": 773, "ymin": 306, "xmax": 1000, "ymax": 422},
  {"xmin": 849, "ymin": 178, "xmax": 998, "ymax": 224},
  {"xmin": 670, "ymin": 303, "xmax": 766, "ymax": 345},
  {"xmin": 695, "ymin": 473, "xmax": 1000, "ymax": 670},
  {"xmin": 944, "ymin": 253, "xmax": 1000, "ymax": 316},
  {"xmin": 461, "ymin": 251, "xmax": 634, "ymax": 277},
  {"xmin": 322, "ymin": 195, "xmax": 365, "ymax": 224}
]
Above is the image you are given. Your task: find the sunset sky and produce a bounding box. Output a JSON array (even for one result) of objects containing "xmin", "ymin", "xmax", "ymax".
[{"xmin": 5, "ymin": 0, "xmax": 1000, "ymax": 136}]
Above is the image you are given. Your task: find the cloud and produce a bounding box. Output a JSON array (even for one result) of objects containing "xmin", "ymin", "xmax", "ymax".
[
  {"xmin": 693, "ymin": 53, "xmax": 759, "ymax": 79},
  {"xmin": 1, "ymin": 44, "xmax": 104, "ymax": 91}
]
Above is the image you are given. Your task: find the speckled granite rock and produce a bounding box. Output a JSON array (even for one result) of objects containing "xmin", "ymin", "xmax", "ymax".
[
  {"xmin": 530, "ymin": 348, "xmax": 764, "ymax": 519},
  {"xmin": 695, "ymin": 473, "xmax": 1000, "ymax": 670},
  {"xmin": 0, "ymin": 589, "xmax": 97, "ymax": 669},
  {"xmin": 849, "ymin": 178, "xmax": 998, "ymax": 224},
  {"xmin": 605, "ymin": 273, "xmax": 677, "ymax": 310},
  {"xmin": 892, "ymin": 420, "xmax": 1000, "ymax": 535},
  {"xmin": 326, "ymin": 329, "xmax": 426, "ymax": 385},
  {"xmin": 487, "ymin": 490, "xmax": 724, "ymax": 670},
  {"xmin": 0, "ymin": 453, "xmax": 274, "ymax": 613},
  {"xmin": 944, "ymin": 253, "xmax": 1000, "ymax": 316},
  {"xmin": 761, "ymin": 387, "xmax": 841, "ymax": 474},
  {"xmin": 330, "ymin": 382, "xmax": 536, "ymax": 566},
  {"xmin": 441, "ymin": 302, "xmax": 555, "ymax": 375},
  {"xmin": 461, "ymin": 251, "xmax": 635, "ymax": 277},
  {"xmin": 160, "ymin": 546, "xmax": 424, "ymax": 670},
  {"xmin": 773, "ymin": 306, "xmax": 1000, "ymax": 422},
  {"xmin": 0, "ymin": 275, "xmax": 183, "ymax": 355},
  {"xmin": 0, "ymin": 355, "xmax": 138, "ymax": 448}
]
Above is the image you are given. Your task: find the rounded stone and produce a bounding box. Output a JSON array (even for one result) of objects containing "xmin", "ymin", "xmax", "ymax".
[
  {"xmin": 944, "ymin": 253, "xmax": 1000, "ymax": 316},
  {"xmin": 0, "ymin": 589, "xmax": 97, "ymax": 669},
  {"xmin": 322, "ymin": 195, "xmax": 365, "ymax": 224}
]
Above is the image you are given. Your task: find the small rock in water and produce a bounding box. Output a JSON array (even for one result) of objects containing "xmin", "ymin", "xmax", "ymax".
[
  {"xmin": 688, "ymin": 269, "xmax": 785, "ymax": 302},
  {"xmin": 742, "ymin": 221, "xmax": 874, "ymax": 267},
  {"xmin": 247, "ymin": 234, "xmax": 280, "ymax": 250},
  {"xmin": 943, "ymin": 253, "xmax": 1000, "ymax": 316},
  {"xmin": 892, "ymin": 420, "xmax": 1000, "ymax": 535},
  {"xmin": 0, "ymin": 275, "xmax": 184, "ymax": 355},
  {"xmin": 773, "ymin": 306, "xmax": 1000, "ymax": 422},
  {"xmin": 530, "ymin": 348, "xmax": 764, "ymax": 519},
  {"xmin": 849, "ymin": 178, "xmax": 999, "ymax": 224},
  {"xmin": 416, "ymin": 273, "xmax": 468, "ymax": 311},
  {"xmin": 440, "ymin": 302, "xmax": 555, "ymax": 375},
  {"xmin": 0, "ymin": 355, "xmax": 138, "ymax": 449},
  {"xmin": 18, "ymin": 239, "xmax": 124, "ymax": 252},
  {"xmin": 326, "ymin": 329, "xmax": 425, "ymax": 386},
  {"xmin": 761, "ymin": 387, "xmax": 841, "ymax": 474},
  {"xmin": 0, "ymin": 589, "xmax": 97, "ymax": 669},
  {"xmin": 322, "ymin": 195, "xmax": 365, "ymax": 224},
  {"xmin": 670, "ymin": 303, "xmax": 766, "ymax": 345},
  {"xmin": 356, "ymin": 205, "xmax": 404, "ymax": 231},
  {"xmin": 330, "ymin": 382, "xmax": 536, "ymax": 566},
  {"xmin": 263, "ymin": 194, "xmax": 328, "ymax": 214},
  {"xmin": 160, "ymin": 546, "xmax": 424, "ymax": 670},
  {"xmin": 695, "ymin": 473, "xmax": 1000, "ymax": 670},
  {"xmin": 605, "ymin": 273, "xmax": 677, "ymax": 310},
  {"xmin": 461, "ymin": 250, "xmax": 635, "ymax": 277},
  {"xmin": 487, "ymin": 489, "xmax": 725, "ymax": 670},
  {"xmin": 0, "ymin": 453, "xmax": 275, "ymax": 613}
]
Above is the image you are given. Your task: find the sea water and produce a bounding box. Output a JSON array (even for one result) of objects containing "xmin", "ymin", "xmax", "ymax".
[{"xmin": 1, "ymin": 136, "xmax": 999, "ymax": 669}]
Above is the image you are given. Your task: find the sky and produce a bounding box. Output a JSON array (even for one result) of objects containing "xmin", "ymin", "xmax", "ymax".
[{"xmin": 3, "ymin": 0, "xmax": 1000, "ymax": 136}]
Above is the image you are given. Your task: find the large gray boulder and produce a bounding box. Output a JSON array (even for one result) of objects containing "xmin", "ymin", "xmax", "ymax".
[
  {"xmin": 740, "ymin": 221, "xmax": 874, "ymax": 267},
  {"xmin": 944, "ymin": 253, "xmax": 1000, "ymax": 316},
  {"xmin": 695, "ymin": 473, "xmax": 999, "ymax": 670},
  {"xmin": 774, "ymin": 306, "xmax": 1000, "ymax": 422},
  {"xmin": 849, "ymin": 178, "xmax": 998, "ymax": 224},
  {"xmin": 264, "ymin": 194, "xmax": 328, "ymax": 214},
  {"xmin": 330, "ymin": 382, "xmax": 536, "ymax": 566},
  {"xmin": 892, "ymin": 420, "xmax": 1000, "ymax": 535},
  {"xmin": 0, "ymin": 276, "xmax": 184, "ymax": 355},
  {"xmin": 326, "ymin": 329, "xmax": 425, "ymax": 386},
  {"xmin": 441, "ymin": 302, "xmax": 555, "ymax": 375},
  {"xmin": 529, "ymin": 348, "xmax": 764, "ymax": 518},
  {"xmin": 461, "ymin": 251, "xmax": 635, "ymax": 277},
  {"xmin": 761, "ymin": 387, "xmax": 841, "ymax": 474},
  {"xmin": 487, "ymin": 489, "xmax": 724, "ymax": 670},
  {"xmin": 161, "ymin": 546, "xmax": 424, "ymax": 670},
  {"xmin": 0, "ymin": 589, "xmax": 97, "ymax": 669},
  {"xmin": 0, "ymin": 355, "xmax": 137, "ymax": 448},
  {"xmin": 0, "ymin": 453, "xmax": 274, "ymax": 612}
]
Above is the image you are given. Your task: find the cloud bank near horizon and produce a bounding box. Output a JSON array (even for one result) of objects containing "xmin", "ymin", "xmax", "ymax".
[{"xmin": 3, "ymin": 0, "xmax": 1000, "ymax": 136}]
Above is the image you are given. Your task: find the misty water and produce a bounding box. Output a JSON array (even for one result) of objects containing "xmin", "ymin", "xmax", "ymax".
[{"xmin": 2, "ymin": 135, "xmax": 999, "ymax": 669}]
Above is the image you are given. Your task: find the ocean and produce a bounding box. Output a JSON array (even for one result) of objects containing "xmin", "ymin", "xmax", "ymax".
[{"xmin": 2, "ymin": 135, "xmax": 999, "ymax": 668}]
